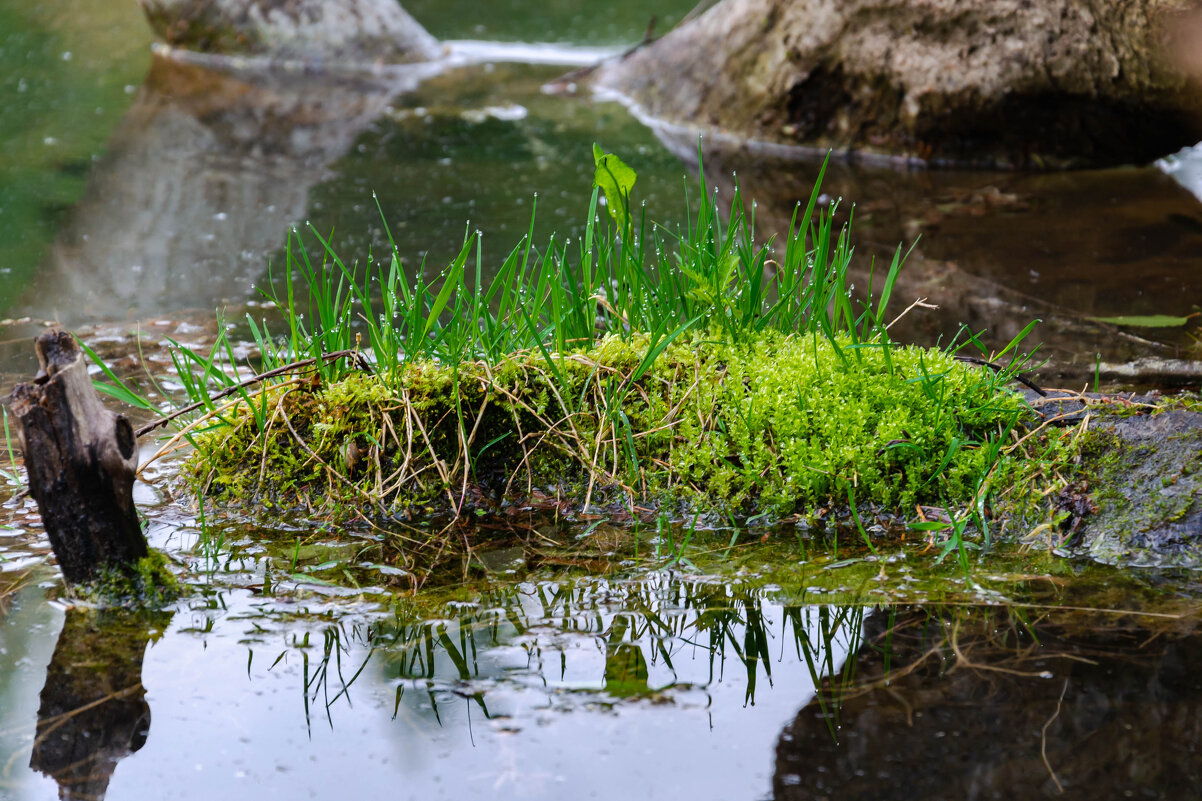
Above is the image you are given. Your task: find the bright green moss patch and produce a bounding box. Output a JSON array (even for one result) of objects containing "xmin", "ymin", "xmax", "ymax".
[
  {"xmin": 187, "ymin": 328, "xmax": 1031, "ymax": 525},
  {"xmin": 663, "ymin": 331, "xmax": 1027, "ymax": 514}
]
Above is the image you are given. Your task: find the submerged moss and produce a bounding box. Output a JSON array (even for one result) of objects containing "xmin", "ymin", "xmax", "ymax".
[
  {"xmin": 69, "ymin": 550, "xmax": 181, "ymax": 607},
  {"xmin": 187, "ymin": 328, "xmax": 1039, "ymax": 529}
]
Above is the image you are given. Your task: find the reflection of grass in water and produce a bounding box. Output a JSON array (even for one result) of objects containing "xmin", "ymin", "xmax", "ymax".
[
  {"xmin": 368, "ymin": 577, "xmax": 868, "ymax": 709},
  {"xmin": 1, "ymin": 407, "xmax": 21, "ymax": 491},
  {"xmin": 0, "ymin": 408, "xmax": 26, "ymax": 574},
  {"xmin": 0, "ymin": 573, "xmax": 30, "ymax": 616},
  {"xmin": 244, "ymin": 566, "xmax": 1200, "ymax": 733}
]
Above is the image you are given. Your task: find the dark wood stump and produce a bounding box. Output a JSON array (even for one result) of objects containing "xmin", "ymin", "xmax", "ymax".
[{"xmin": 9, "ymin": 329, "xmax": 148, "ymax": 584}]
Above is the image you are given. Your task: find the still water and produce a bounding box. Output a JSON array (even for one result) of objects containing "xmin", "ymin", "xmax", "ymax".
[
  {"xmin": 2, "ymin": 1, "xmax": 1202, "ymax": 799},
  {"xmin": 3, "ymin": 535, "xmax": 1202, "ymax": 801}
]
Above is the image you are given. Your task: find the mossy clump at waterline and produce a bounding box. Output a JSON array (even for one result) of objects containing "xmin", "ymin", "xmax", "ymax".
[
  {"xmin": 138, "ymin": 146, "xmax": 1067, "ymax": 562},
  {"xmin": 67, "ymin": 550, "xmax": 181, "ymax": 608},
  {"xmin": 187, "ymin": 328, "xmax": 1036, "ymax": 528}
]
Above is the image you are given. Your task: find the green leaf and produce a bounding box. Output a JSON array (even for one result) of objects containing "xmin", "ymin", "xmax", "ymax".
[
  {"xmin": 592, "ymin": 144, "xmax": 637, "ymax": 233},
  {"xmin": 94, "ymin": 381, "xmax": 156, "ymax": 411},
  {"xmin": 991, "ymin": 318, "xmax": 1040, "ymax": 365},
  {"xmin": 907, "ymin": 521, "xmax": 952, "ymax": 532},
  {"xmin": 1090, "ymin": 314, "xmax": 1194, "ymax": 328},
  {"xmin": 287, "ymin": 572, "xmax": 340, "ymax": 587}
]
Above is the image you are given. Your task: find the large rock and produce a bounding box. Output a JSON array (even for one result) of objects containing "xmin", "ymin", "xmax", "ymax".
[
  {"xmin": 1078, "ymin": 403, "xmax": 1202, "ymax": 566},
  {"xmin": 590, "ymin": 0, "xmax": 1202, "ymax": 168},
  {"xmin": 137, "ymin": 0, "xmax": 442, "ymax": 63}
]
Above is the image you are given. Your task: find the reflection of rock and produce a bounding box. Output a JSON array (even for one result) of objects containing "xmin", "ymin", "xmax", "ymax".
[
  {"xmin": 137, "ymin": 0, "xmax": 441, "ymax": 63},
  {"xmin": 31, "ymin": 608, "xmax": 173, "ymax": 801},
  {"xmin": 592, "ymin": 0, "xmax": 1202, "ymax": 168},
  {"xmin": 24, "ymin": 53, "xmax": 438, "ymax": 326},
  {"xmin": 655, "ymin": 134, "xmax": 1202, "ymax": 383},
  {"xmin": 775, "ymin": 606, "xmax": 1202, "ymax": 800}
]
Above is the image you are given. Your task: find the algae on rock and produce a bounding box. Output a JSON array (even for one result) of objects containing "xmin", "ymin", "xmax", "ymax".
[{"xmin": 1078, "ymin": 407, "xmax": 1202, "ymax": 566}]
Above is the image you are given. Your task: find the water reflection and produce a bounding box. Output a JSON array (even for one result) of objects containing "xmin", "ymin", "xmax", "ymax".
[
  {"xmin": 3, "ymin": 50, "xmax": 688, "ymax": 342},
  {"xmin": 278, "ymin": 575, "xmax": 866, "ymax": 798},
  {"xmin": 776, "ymin": 605, "xmax": 1202, "ymax": 800},
  {"xmin": 16, "ymin": 52, "xmax": 437, "ymax": 328},
  {"xmin": 266, "ymin": 576, "xmax": 865, "ymax": 730},
  {"xmin": 3, "ymin": 565, "xmax": 1201, "ymax": 800},
  {"xmin": 373, "ymin": 577, "xmax": 865, "ymax": 709},
  {"xmin": 30, "ymin": 608, "xmax": 172, "ymax": 801}
]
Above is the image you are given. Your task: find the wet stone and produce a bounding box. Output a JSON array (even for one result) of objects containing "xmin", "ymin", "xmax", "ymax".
[{"xmin": 1080, "ymin": 407, "xmax": 1202, "ymax": 567}]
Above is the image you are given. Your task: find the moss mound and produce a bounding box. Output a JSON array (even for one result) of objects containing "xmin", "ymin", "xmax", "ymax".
[{"xmin": 188, "ymin": 329, "xmax": 1029, "ymax": 522}]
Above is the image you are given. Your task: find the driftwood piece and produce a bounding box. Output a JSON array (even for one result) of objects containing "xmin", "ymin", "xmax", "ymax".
[{"xmin": 9, "ymin": 329, "xmax": 148, "ymax": 584}]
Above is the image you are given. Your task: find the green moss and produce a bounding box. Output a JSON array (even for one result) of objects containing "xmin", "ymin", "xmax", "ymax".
[
  {"xmin": 186, "ymin": 328, "xmax": 1043, "ymax": 531},
  {"xmin": 654, "ymin": 331, "xmax": 1027, "ymax": 514},
  {"xmin": 1153, "ymin": 392, "xmax": 1202, "ymax": 413},
  {"xmin": 1049, "ymin": 407, "xmax": 1202, "ymax": 566},
  {"xmin": 990, "ymin": 422, "xmax": 1084, "ymax": 539}
]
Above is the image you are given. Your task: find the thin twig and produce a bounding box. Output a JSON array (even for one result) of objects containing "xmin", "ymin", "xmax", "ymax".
[
  {"xmin": 134, "ymin": 349, "xmax": 370, "ymax": 437},
  {"xmin": 1006, "ymin": 408, "xmax": 1091, "ymax": 453},
  {"xmin": 455, "ymin": 390, "xmax": 490, "ymax": 516},
  {"xmin": 953, "ymin": 354, "xmax": 1047, "ymax": 396},
  {"xmin": 1041, "ymin": 679, "xmax": 1069, "ymax": 794},
  {"xmin": 885, "ymin": 297, "xmax": 938, "ymax": 330},
  {"xmin": 134, "ymin": 378, "xmax": 304, "ymax": 476},
  {"xmin": 401, "ymin": 387, "xmax": 458, "ymax": 510}
]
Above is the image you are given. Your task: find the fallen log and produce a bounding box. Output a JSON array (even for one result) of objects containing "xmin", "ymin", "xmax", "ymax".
[{"xmin": 9, "ymin": 329, "xmax": 149, "ymax": 585}]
